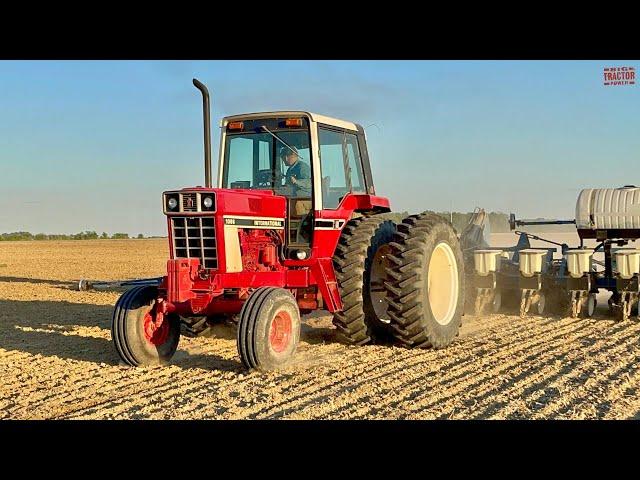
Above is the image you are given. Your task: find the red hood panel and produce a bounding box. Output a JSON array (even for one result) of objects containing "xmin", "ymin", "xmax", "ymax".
[{"xmin": 168, "ymin": 187, "xmax": 287, "ymax": 218}]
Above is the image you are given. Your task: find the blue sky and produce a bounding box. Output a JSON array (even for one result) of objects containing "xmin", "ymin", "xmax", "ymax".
[{"xmin": 1, "ymin": 60, "xmax": 638, "ymax": 236}]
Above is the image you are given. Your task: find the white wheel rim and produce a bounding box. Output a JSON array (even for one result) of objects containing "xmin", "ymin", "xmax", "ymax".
[{"xmin": 427, "ymin": 242, "xmax": 459, "ymax": 326}]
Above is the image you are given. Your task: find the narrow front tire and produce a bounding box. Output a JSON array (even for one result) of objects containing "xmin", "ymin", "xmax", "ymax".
[
  {"xmin": 111, "ymin": 286, "xmax": 180, "ymax": 366},
  {"xmin": 237, "ymin": 287, "xmax": 301, "ymax": 372}
]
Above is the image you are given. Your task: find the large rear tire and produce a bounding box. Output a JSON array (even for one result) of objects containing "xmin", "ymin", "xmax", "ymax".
[
  {"xmin": 112, "ymin": 285, "xmax": 181, "ymax": 366},
  {"xmin": 332, "ymin": 214, "xmax": 396, "ymax": 345},
  {"xmin": 237, "ymin": 287, "xmax": 301, "ymax": 372},
  {"xmin": 385, "ymin": 212, "xmax": 465, "ymax": 349}
]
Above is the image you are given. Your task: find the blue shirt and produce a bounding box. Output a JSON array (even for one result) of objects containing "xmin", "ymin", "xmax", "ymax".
[{"xmin": 284, "ymin": 160, "xmax": 311, "ymax": 197}]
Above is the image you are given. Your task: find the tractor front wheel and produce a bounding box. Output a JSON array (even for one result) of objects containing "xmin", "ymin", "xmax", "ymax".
[
  {"xmin": 111, "ymin": 285, "xmax": 181, "ymax": 366},
  {"xmin": 237, "ymin": 287, "xmax": 301, "ymax": 372}
]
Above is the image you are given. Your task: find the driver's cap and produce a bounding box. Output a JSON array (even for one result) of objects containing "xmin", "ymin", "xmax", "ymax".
[{"xmin": 279, "ymin": 145, "xmax": 299, "ymax": 158}]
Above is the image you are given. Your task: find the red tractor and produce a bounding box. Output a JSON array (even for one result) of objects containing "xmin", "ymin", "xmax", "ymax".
[{"xmin": 112, "ymin": 79, "xmax": 465, "ymax": 371}]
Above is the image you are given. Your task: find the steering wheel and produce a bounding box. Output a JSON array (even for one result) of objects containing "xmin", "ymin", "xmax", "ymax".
[
  {"xmin": 256, "ymin": 169, "xmax": 274, "ymax": 188},
  {"xmin": 256, "ymin": 169, "xmax": 285, "ymax": 188}
]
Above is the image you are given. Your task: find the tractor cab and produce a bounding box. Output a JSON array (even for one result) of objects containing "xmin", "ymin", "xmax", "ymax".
[{"xmin": 219, "ymin": 111, "xmax": 376, "ymax": 257}]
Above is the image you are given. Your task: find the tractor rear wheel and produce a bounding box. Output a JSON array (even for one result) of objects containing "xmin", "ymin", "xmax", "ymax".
[
  {"xmin": 385, "ymin": 212, "xmax": 464, "ymax": 349},
  {"xmin": 111, "ymin": 285, "xmax": 181, "ymax": 366},
  {"xmin": 332, "ymin": 214, "xmax": 396, "ymax": 345},
  {"xmin": 237, "ymin": 287, "xmax": 301, "ymax": 371}
]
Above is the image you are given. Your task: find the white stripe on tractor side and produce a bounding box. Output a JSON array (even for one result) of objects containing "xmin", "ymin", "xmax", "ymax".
[{"xmin": 222, "ymin": 215, "xmax": 286, "ymax": 229}]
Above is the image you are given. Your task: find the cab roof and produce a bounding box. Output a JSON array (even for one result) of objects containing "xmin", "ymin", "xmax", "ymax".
[{"xmin": 221, "ymin": 111, "xmax": 359, "ymax": 132}]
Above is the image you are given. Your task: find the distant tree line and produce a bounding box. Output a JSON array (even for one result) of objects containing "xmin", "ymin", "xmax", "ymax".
[
  {"xmin": 1, "ymin": 212, "xmax": 511, "ymax": 242},
  {"xmin": 0, "ymin": 231, "xmax": 149, "ymax": 241}
]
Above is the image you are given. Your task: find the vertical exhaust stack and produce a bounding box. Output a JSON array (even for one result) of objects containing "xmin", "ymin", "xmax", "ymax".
[{"xmin": 193, "ymin": 78, "xmax": 212, "ymax": 188}]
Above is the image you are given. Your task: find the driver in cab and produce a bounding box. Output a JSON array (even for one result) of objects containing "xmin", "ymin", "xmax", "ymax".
[{"xmin": 279, "ymin": 146, "xmax": 311, "ymax": 197}]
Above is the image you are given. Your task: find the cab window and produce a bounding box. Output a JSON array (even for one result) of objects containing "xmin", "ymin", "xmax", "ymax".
[{"xmin": 318, "ymin": 127, "xmax": 366, "ymax": 209}]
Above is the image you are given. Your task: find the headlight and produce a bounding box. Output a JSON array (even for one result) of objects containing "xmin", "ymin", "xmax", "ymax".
[
  {"xmin": 167, "ymin": 197, "xmax": 178, "ymax": 210},
  {"xmin": 296, "ymin": 250, "xmax": 308, "ymax": 260},
  {"xmin": 203, "ymin": 196, "xmax": 213, "ymax": 209}
]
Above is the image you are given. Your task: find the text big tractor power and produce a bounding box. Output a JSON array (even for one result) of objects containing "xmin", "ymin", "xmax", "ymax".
[{"xmin": 112, "ymin": 79, "xmax": 465, "ymax": 371}]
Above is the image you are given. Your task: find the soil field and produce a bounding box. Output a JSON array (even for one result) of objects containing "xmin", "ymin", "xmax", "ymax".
[{"xmin": 1, "ymin": 238, "xmax": 640, "ymax": 419}]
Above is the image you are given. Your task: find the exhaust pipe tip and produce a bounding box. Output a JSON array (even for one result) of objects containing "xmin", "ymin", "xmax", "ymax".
[{"xmin": 192, "ymin": 78, "xmax": 207, "ymax": 92}]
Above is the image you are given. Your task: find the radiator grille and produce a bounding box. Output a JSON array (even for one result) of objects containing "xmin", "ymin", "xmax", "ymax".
[{"xmin": 170, "ymin": 216, "xmax": 218, "ymax": 269}]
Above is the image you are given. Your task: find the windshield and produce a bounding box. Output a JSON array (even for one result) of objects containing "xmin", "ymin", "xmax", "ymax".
[{"xmin": 222, "ymin": 129, "xmax": 312, "ymax": 198}]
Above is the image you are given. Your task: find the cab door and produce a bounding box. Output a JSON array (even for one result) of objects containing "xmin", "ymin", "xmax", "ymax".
[{"xmin": 276, "ymin": 137, "xmax": 314, "ymax": 258}]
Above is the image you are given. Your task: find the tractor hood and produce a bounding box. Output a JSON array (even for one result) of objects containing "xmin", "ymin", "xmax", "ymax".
[{"xmin": 162, "ymin": 187, "xmax": 287, "ymax": 219}]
